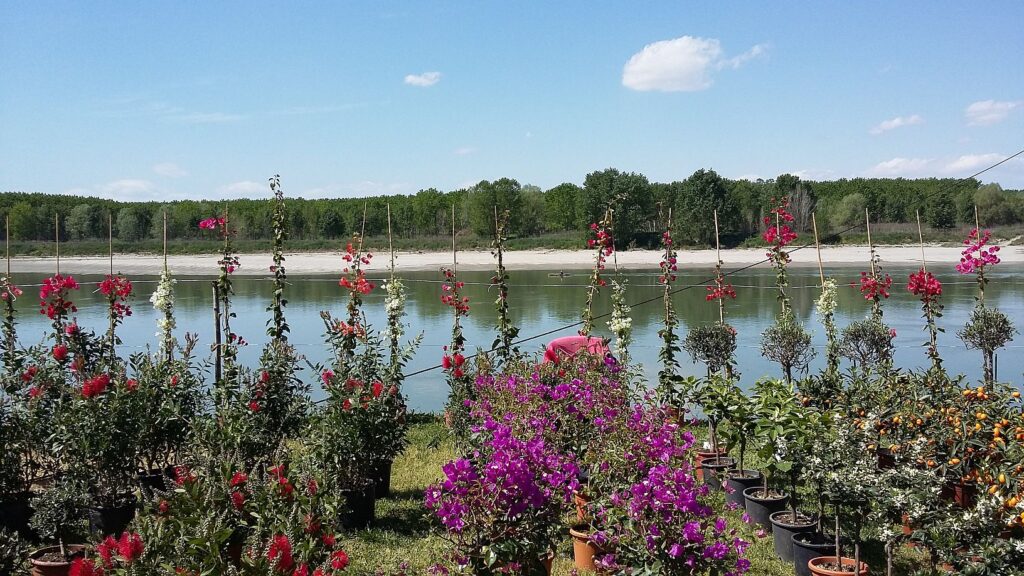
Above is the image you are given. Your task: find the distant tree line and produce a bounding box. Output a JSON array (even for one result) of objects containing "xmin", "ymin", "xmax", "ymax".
[{"xmin": 3, "ymin": 169, "xmax": 1022, "ymax": 248}]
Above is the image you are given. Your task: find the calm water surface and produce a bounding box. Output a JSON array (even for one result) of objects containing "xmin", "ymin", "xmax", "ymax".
[{"xmin": 12, "ymin": 264, "xmax": 1024, "ymax": 412}]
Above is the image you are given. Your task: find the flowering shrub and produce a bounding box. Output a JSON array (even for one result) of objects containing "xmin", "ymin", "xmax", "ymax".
[
  {"xmin": 657, "ymin": 220, "xmax": 681, "ymax": 397},
  {"xmin": 70, "ymin": 531, "xmax": 145, "ymax": 575},
  {"xmin": 99, "ymin": 273, "xmax": 132, "ymax": 359},
  {"xmin": 425, "ymin": 416, "xmax": 579, "ymax": 574},
  {"xmin": 440, "ymin": 266, "xmax": 473, "ymax": 441},
  {"xmin": 39, "ymin": 273, "xmax": 79, "ymax": 339},
  {"xmin": 490, "ymin": 209, "xmax": 521, "ymax": 365},
  {"xmin": 762, "ymin": 197, "xmax": 797, "ymax": 309},
  {"xmin": 907, "ymin": 268, "xmax": 944, "ymax": 371},
  {"xmin": 580, "ymin": 211, "xmax": 614, "ymax": 337},
  {"xmin": 149, "ymin": 268, "xmax": 176, "ymax": 360},
  {"xmin": 955, "ymin": 228, "xmax": 1014, "ymax": 383},
  {"xmin": 0, "ymin": 275, "xmax": 22, "ymax": 371},
  {"xmin": 606, "ymin": 279, "xmax": 632, "ymax": 365}
]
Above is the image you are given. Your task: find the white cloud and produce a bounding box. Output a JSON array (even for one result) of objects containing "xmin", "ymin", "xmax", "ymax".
[
  {"xmin": 99, "ymin": 179, "xmax": 158, "ymax": 197},
  {"xmin": 216, "ymin": 180, "xmax": 266, "ymax": 198},
  {"xmin": 153, "ymin": 162, "xmax": 188, "ymax": 178},
  {"xmin": 864, "ymin": 157, "xmax": 933, "ymax": 177},
  {"xmin": 404, "ymin": 71, "xmax": 442, "ymax": 87},
  {"xmin": 454, "ymin": 146, "xmax": 476, "ymax": 156},
  {"xmin": 869, "ymin": 114, "xmax": 923, "ymax": 135},
  {"xmin": 622, "ymin": 36, "xmax": 766, "ymax": 92},
  {"xmin": 965, "ymin": 100, "xmax": 1022, "ymax": 126},
  {"xmin": 941, "ymin": 153, "xmax": 1006, "ymax": 174}
]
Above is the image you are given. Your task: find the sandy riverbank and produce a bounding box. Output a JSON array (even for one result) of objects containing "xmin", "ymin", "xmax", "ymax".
[{"xmin": 8, "ymin": 244, "xmax": 1023, "ymax": 276}]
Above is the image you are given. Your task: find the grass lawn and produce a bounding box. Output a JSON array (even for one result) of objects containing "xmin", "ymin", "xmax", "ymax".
[{"xmin": 342, "ymin": 416, "xmax": 931, "ymax": 575}]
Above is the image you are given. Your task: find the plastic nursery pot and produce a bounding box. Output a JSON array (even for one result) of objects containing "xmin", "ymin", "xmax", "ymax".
[
  {"xmin": 743, "ymin": 486, "xmax": 788, "ymax": 529},
  {"xmin": 339, "ymin": 483, "xmax": 377, "ymax": 530},
  {"xmin": 724, "ymin": 470, "xmax": 762, "ymax": 509},
  {"xmin": 0, "ymin": 490, "xmax": 35, "ymax": 540},
  {"xmin": 807, "ymin": 556, "xmax": 868, "ymax": 576},
  {"xmin": 87, "ymin": 495, "xmax": 138, "ymax": 536},
  {"xmin": 769, "ymin": 511, "xmax": 817, "ymax": 564},
  {"xmin": 569, "ymin": 525, "xmax": 610, "ymax": 573},
  {"xmin": 29, "ymin": 545, "xmax": 86, "ymax": 576},
  {"xmin": 370, "ymin": 459, "xmax": 394, "ymax": 498},
  {"xmin": 137, "ymin": 465, "xmax": 176, "ymax": 494},
  {"xmin": 700, "ymin": 457, "xmax": 737, "ymax": 491},
  {"xmin": 694, "ymin": 447, "xmax": 728, "ymax": 483},
  {"xmin": 792, "ymin": 533, "xmax": 837, "ymax": 576}
]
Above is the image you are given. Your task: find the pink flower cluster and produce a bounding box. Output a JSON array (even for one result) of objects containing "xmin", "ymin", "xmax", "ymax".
[
  {"xmin": 907, "ymin": 269, "xmax": 942, "ymax": 300},
  {"xmin": 658, "ymin": 230, "xmax": 678, "ymax": 285},
  {"xmin": 955, "ymin": 228, "xmax": 1001, "ymax": 275},
  {"xmin": 99, "ymin": 274, "xmax": 133, "ymax": 319},
  {"xmin": 198, "ymin": 216, "xmax": 225, "ymax": 231},
  {"xmin": 587, "ymin": 221, "xmax": 615, "ymax": 286},
  {"xmin": 761, "ymin": 198, "xmax": 798, "ymax": 248},
  {"xmin": 340, "ymin": 242, "xmax": 375, "ymax": 294},
  {"xmin": 705, "ymin": 282, "xmax": 737, "ymax": 302},
  {"xmin": 856, "ymin": 271, "xmax": 893, "ymax": 301},
  {"xmin": 39, "ymin": 274, "xmax": 79, "ymax": 320},
  {"xmin": 440, "ymin": 268, "xmax": 470, "ymax": 314}
]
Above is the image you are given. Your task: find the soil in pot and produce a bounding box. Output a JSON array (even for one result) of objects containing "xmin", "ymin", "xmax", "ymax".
[
  {"xmin": 29, "ymin": 545, "xmax": 86, "ymax": 576},
  {"xmin": 792, "ymin": 533, "xmax": 837, "ymax": 576},
  {"xmin": 807, "ymin": 556, "xmax": 868, "ymax": 576},
  {"xmin": 87, "ymin": 496, "xmax": 138, "ymax": 536},
  {"xmin": 370, "ymin": 460, "xmax": 393, "ymax": 498},
  {"xmin": 725, "ymin": 470, "xmax": 761, "ymax": 509},
  {"xmin": 0, "ymin": 491, "xmax": 36, "ymax": 540},
  {"xmin": 769, "ymin": 510, "xmax": 817, "ymax": 563},
  {"xmin": 339, "ymin": 483, "xmax": 376, "ymax": 530},
  {"xmin": 700, "ymin": 457, "xmax": 736, "ymax": 491},
  {"xmin": 743, "ymin": 487, "xmax": 788, "ymax": 529}
]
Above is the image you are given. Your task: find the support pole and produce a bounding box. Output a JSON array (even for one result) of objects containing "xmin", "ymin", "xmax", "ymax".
[
  {"xmin": 212, "ymin": 282, "xmax": 222, "ymax": 383},
  {"xmin": 915, "ymin": 210, "xmax": 927, "ymax": 272},
  {"xmin": 55, "ymin": 214, "xmax": 60, "ymax": 275},
  {"xmin": 865, "ymin": 208, "xmax": 875, "ymax": 276},
  {"xmin": 108, "ymin": 213, "xmax": 113, "ymax": 275},
  {"xmin": 812, "ymin": 213, "xmax": 825, "ymax": 286}
]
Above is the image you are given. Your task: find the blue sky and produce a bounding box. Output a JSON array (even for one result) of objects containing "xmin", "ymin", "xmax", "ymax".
[{"xmin": 2, "ymin": 1, "xmax": 1023, "ymax": 201}]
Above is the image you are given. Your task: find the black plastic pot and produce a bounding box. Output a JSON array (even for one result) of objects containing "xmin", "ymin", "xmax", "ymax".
[
  {"xmin": 792, "ymin": 532, "xmax": 837, "ymax": 576},
  {"xmin": 86, "ymin": 496, "xmax": 137, "ymax": 536},
  {"xmin": 371, "ymin": 459, "xmax": 393, "ymax": 498},
  {"xmin": 340, "ymin": 484, "xmax": 376, "ymax": 530},
  {"xmin": 725, "ymin": 470, "xmax": 762, "ymax": 509},
  {"xmin": 743, "ymin": 487, "xmax": 788, "ymax": 529},
  {"xmin": 770, "ymin": 511, "xmax": 817, "ymax": 563},
  {"xmin": 137, "ymin": 466, "xmax": 175, "ymax": 494},
  {"xmin": 0, "ymin": 491, "xmax": 35, "ymax": 540},
  {"xmin": 700, "ymin": 457, "xmax": 736, "ymax": 491}
]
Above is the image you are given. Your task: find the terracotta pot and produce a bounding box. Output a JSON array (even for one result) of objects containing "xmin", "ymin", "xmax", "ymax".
[
  {"xmin": 29, "ymin": 545, "xmax": 86, "ymax": 576},
  {"xmin": 743, "ymin": 486, "xmax": 788, "ymax": 528},
  {"xmin": 570, "ymin": 526, "xmax": 609, "ymax": 573},
  {"xmin": 807, "ymin": 556, "xmax": 869, "ymax": 576},
  {"xmin": 769, "ymin": 511, "xmax": 817, "ymax": 563},
  {"xmin": 573, "ymin": 490, "xmax": 591, "ymax": 522}
]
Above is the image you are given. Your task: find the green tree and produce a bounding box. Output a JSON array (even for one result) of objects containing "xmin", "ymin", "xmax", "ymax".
[
  {"xmin": 543, "ymin": 183, "xmax": 581, "ymax": 231},
  {"xmin": 318, "ymin": 207, "xmax": 345, "ymax": 238},
  {"xmin": 675, "ymin": 169, "xmax": 740, "ymax": 245},
  {"xmin": 467, "ymin": 178, "xmax": 522, "ymax": 237},
  {"xmin": 581, "ymin": 168, "xmax": 652, "ymax": 247},
  {"xmin": 66, "ymin": 204, "xmax": 101, "ymax": 240},
  {"xmin": 925, "ymin": 193, "xmax": 956, "ymax": 229},
  {"xmin": 832, "ymin": 193, "xmax": 867, "ymax": 228},
  {"xmin": 7, "ymin": 202, "xmax": 39, "ymax": 240},
  {"xmin": 116, "ymin": 206, "xmax": 152, "ymax": 241}
]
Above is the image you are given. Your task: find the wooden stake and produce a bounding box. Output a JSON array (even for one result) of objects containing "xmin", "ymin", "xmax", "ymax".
[
  {"xmin": 451, "ymin": 203, "xmax": 457, "ymax": 275},
  {"xmin": 5, "ymin": 215, "xmax": 9, "ymax": 278},
  {"xmin": 55, "ymin": 214, "xmax": 60, "ymax": 275},
  {"xmin": 713, "ymin": 209, "xmax": 721, "ymax": 264},
  {"xmin": 163, "ymin": 211, "xmax": 168, "ymax": 273},
  {"xmin": 812, "ymin": 212, "xmax": 825, "ymax": 286},
  {"xmin": 387, "ymin": 203, "xmax": 395, "ymax": 275},
  {"xmin": 108, "ymin": 212, "xmax": 113, "ymax": 275},
  {"xmin": 915, "ymin": 209, "xmax": 927, "ymax": 273},
  {"xmin": 713, "ymin": 209, "xmax": 725, "ymax": 325},
  {"xmin": 974, "ymin": 204, "xmax": 981, "ymax": 233},
  {"xmin": 865, "ymin": 208, "xmax": 875, "ymax": 276},
  {"xmin": 212, "ymin": 282, "xmax": 222, "ymax": 382}
]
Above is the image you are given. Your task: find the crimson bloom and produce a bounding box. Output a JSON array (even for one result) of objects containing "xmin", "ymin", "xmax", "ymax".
[
  {"xmin": 267, "ymin": 534, "xmax": 294, "ymax": 573},
  {"xmin": 330, "ymin": 550, "xmax": 350, "ymax": 571},
  {"xmin": 117, "ymin": 532, "xmax": 144, "ymax": 563},
  {"xmin": 81, "ymin": 373, "xmax": 111, "ymax": 398},
  {"xmin": 52, "ymin": 344, "xmax": 68, "ymax": 362},
  {"xmin": 907, "ymin": 269, "xmax": 942, "ymax": 299},
  {"xmin": 69, "ymin": 558, "xmax": 104, "ymax": 576}
]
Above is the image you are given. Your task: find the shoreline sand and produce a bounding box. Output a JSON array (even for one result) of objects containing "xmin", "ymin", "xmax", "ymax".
[{"xmin": 8, "ymin": 244, "xmax": 1023, "ymax": 276}]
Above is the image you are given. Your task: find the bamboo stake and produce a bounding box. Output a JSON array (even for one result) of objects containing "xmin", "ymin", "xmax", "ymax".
[
  {"xmin": 108, "ymin": 213, "xmax": 113, "ymax": 275},
  {"xmin": 775, "ymin": 210, "xmax": 784, "ymax": 313},
  {"xmin": 713, "ymin": 209, "xmax": 724, "ymax": 325},
  {"xmin": 55, "ymin": 214, "xmax": 60, "ymax": 275},
  {"xmin": 387, "ymin": 203, "xmax": 395, "ymax": 275},
  {"xmin": 163, "ymin": 211, "xmax": 168, "ymax": 273},
  {"xmin": 974, "ymin": 204, "xmax": 981, "ymax": 234},
  {"xmin": 212, "ymin": 283, "xmax": 222, "ymax": 382},
  {"xmin": 915, "ymin": 210, "xmax": 927, "ymax": 273},
  {"xmin": 5, "ymin": 215, "xmax": 9, "ymax": 278},
  {"xmin": 865, "ymin": 208, "xmax": 875, "ymax": 276},
  {"xmin": 812, "ymin": 213, "xmax": 825, "ymax": 286},
  {"xmin": 451, "ymin": 203, "xmax": 457, "ymax": 276}
]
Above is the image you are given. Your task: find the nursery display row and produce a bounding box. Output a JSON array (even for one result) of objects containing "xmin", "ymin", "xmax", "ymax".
[{"xmin": 1, "ymin": 190, "xmax": 1022, "ymax": 576}]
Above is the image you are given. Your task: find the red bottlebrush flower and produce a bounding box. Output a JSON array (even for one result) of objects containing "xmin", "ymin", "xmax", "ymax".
[
  {"xmin": 371, "ymin": 381, "xmax": 383, "ymax": 398},
  {"xmin": 230, "ymin": 490, "xmax": 246, "ymax": 510},
  {"xmin": 52, "ymin": 344, "xmax": 68, "ymax": 362},
  {"xmin": 260, "ymin": 370, "xmax": 270, "ymax": 384},
  {"xmin": 304, "ymin": 513, "xmax": 321, "ymax": 534},
  {"xmin": 453, "ymin": 368, "xmax": 464, "ymax": 379},
  {"xmin": 292, "ymin": 564, "xmax": 310, "ymax": 576},
  {"xmin": 269, "ymin": 464, "xmax": 285, "ymax": 478},
  {"xmin": 321, "ymin": 370, "xmax": 334, "ymax": 386},
  {"xmin": 313, "ymin": 569, "xmax": 325, "ymax": 576},
  {"xmin": 21, "ymin": 365, "xmax": 38, "ymax": 381},
  {"xmin": 117, "ymin": 532, "xmax": 144, "ymax": 563},
  {"xmin": 81, "ymin": 373, "xmax": 111, "ymax": 398},
  {"xmin": 277, "ymin": 476, "xmax": 294, "ymax": 498},
  {"xmin": 158, "ymin": 499, "xmax": 170, "ymax": 514},
  {"xmin": 441, "ymin": 355, "xmax": 452, "ymax": 369},
  {"xmin": 306, "ymin": 477, "xmax": 318, "ymax": 496},
  {"xmin": 453, "ymin": 353, "xmax": 465, "ymax": 367},
  {"xmin": 97, "ymin": 535, "xmax": 118, "ymax": 568},
  {"xmin": 321, "ymin": 533, "xmax": 336, "ymax": 547},
  {"xmin": 230, "ymin": 471, "xmax": 248, "ymax": 487},
  {"xmin": 173, "ymin": 465, "xmax": 196, "ymax": 486},
  {"xmin": 267, "ymin": 534, "xmax": 294, "ymax": 574},
  {"xmin": 70, "ymin": 558, "xmax": 104, "ymax": 576},
  {"xmin": 28, "ymin": 386, "xmax": 43, "ymax": 399},
  {"xmin": 342, "ymin": 399, "xmax": 352, "ymax": 410},
  {"xmin": 169, "ymin": 375, "xmax": 179, "ymax": 386},
  {"xmin": 66, "ymin": 323, "xmax": 79, "ymax": 335},
  {"xmin": 124, "ymin": 378, "xmax": 138, "ymax": 391},
  {"xmin": 248, "ymin": 400, "xmax": 261, "ymax": 412},
  {"xmin": 330, "ymin": 550, "xmax": 350, "ymax": 571}
]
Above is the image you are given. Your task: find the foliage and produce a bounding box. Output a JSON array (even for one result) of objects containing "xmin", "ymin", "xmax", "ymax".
[
  {"xmin": 656, "ymin": 217, "xmax": 680, "ymax": 397},
  {"xmin": 760, "ymin": 309, "xmax": 815, "ymax": 383},
  {"xmin": 606, "ymin": 279, "xmax": 632, "ymax": 365},
  {"xmin": 267, "ymin": 174, "xmax": 290, "ymax": 341},
  {"xmin": 839, "ymin": 317, "xmax": 895, "ymax": 374},
  {"xmin": 490, "ymin": 209, "xmax": 520, "ymax": 366},
  {"xmin": 0, "ymin": 527, "xmax": 28, "ymax": 576},
  {"xmin": 752, "ymin": 378, "xmax": 820, "ymax": 517},
  {"xmin": 684, "ymin": 323, "xmax": 737, "ymax": 377}
]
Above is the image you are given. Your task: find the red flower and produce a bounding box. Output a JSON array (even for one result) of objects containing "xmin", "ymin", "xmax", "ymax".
[
  {"xmin": 52, "ymin": 344, "xmax": 68, "ymax": 362},
  {"xmin": 292, "ymin": 564, "xmax": 310, "ymax": 576},
  {"xmin": 248, "ymin": 400, "xmax": 261, "ymax": 412},
  {"xmin": 321, "ymin": 533, "xmax": 336, "ymax": 547},
  {"xmin": 371, "ymin": 381, "xmax": 383, "ymax": 398},
  {"xmin": 231, "ymin": 490, "xmax": 246, "ymax": 510},
  {"xmin": 70, "ymin": 558, "xmax": 104, "ymax": 576},
  {"xmin": 321, "ymin": 370, "xmax": 334, "ymax": 387},
  {"xmin": 81, "ymin": 373, "xmax": 111, "ymax": 398},
  {"xmin": 907, "ymin": 269, "xmax": 942, "ymax": 299},
  {"xmin": 306, "ymin": 477, "xmax": 318, "ymax": 496},
  {"xmin": 441, "ymin": 355, "xmax": 452, "ymax": 369},
  {"xmin": 230, "ymin": 471, "xmax": 248, "ymax": 487},
  {"xmin": 124, "ymin": 378, "xmax": 138, "ymax": 391},
  {"xmin": 330, "ymin": 550, "xmax": 350, "ymax": 571},
  {"xmin": 453, "ymin": 353, "xmax": 465, "ymax": 367},
  {"xmin": 97, "ymin": 535, "xmax": 118, "ymax": 568},
  {"xmin": 198, "ymin": 217, "xmax": 225, "ymax": 230},
  {"xmin": 169, "ymin": 375, "xmax": 179, "ymax": 386},
  {"xmin": 342, "ymin": 399, "xmax": 352, "ymax": 410},
  {"xmin": 28, "ymin": 386, "xmax": 43, "ymax": 399},
  {"xmin": 304, "ymin": 513, "xmax": 321, "ymax": 534},
  {"xmin": 21, "ymin": 365, "xmax": 38, "ymax": 381},
  {"xmin": 267, "ymin": 534, "xmax": 294, "ymax": 573},
  {"xmin": 117, "ymin": 532, "xmax": 144, "ymax": 563},
  {"xmin": 857, "ymin": 271, "xmax": 893, "ymax": 300},
  {"xmin": 277, "ymin": 476, "xmax": 294, "ymax": 498},
  {"xmin": 158, "ymin": 499, "xmax": 170, "ymax": 514},
  {"xmin": 173, "ymin": 465, "xmax": 196, "ymax": 486}
]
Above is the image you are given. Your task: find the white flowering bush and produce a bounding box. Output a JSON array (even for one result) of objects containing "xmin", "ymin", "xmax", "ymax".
[
  {"xmin": 607, "ymin": 279, "xmax": 632, "ymax": 364},
  {"xmin": 150, "ymin": 268, "xmax": 177, "ymax": 358}
]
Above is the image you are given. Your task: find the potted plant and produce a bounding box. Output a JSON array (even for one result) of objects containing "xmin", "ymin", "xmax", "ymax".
[
  {"xmin": 723, "ymin": 389, "xmax": 762, "ymax": 509},
  {"xmin": 28, "ymin": 477, "xmax": 89, "ymax": 576},
  {"xmin": 693, "ymin": 374, "xmax": 740, "ymax": 487}
]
